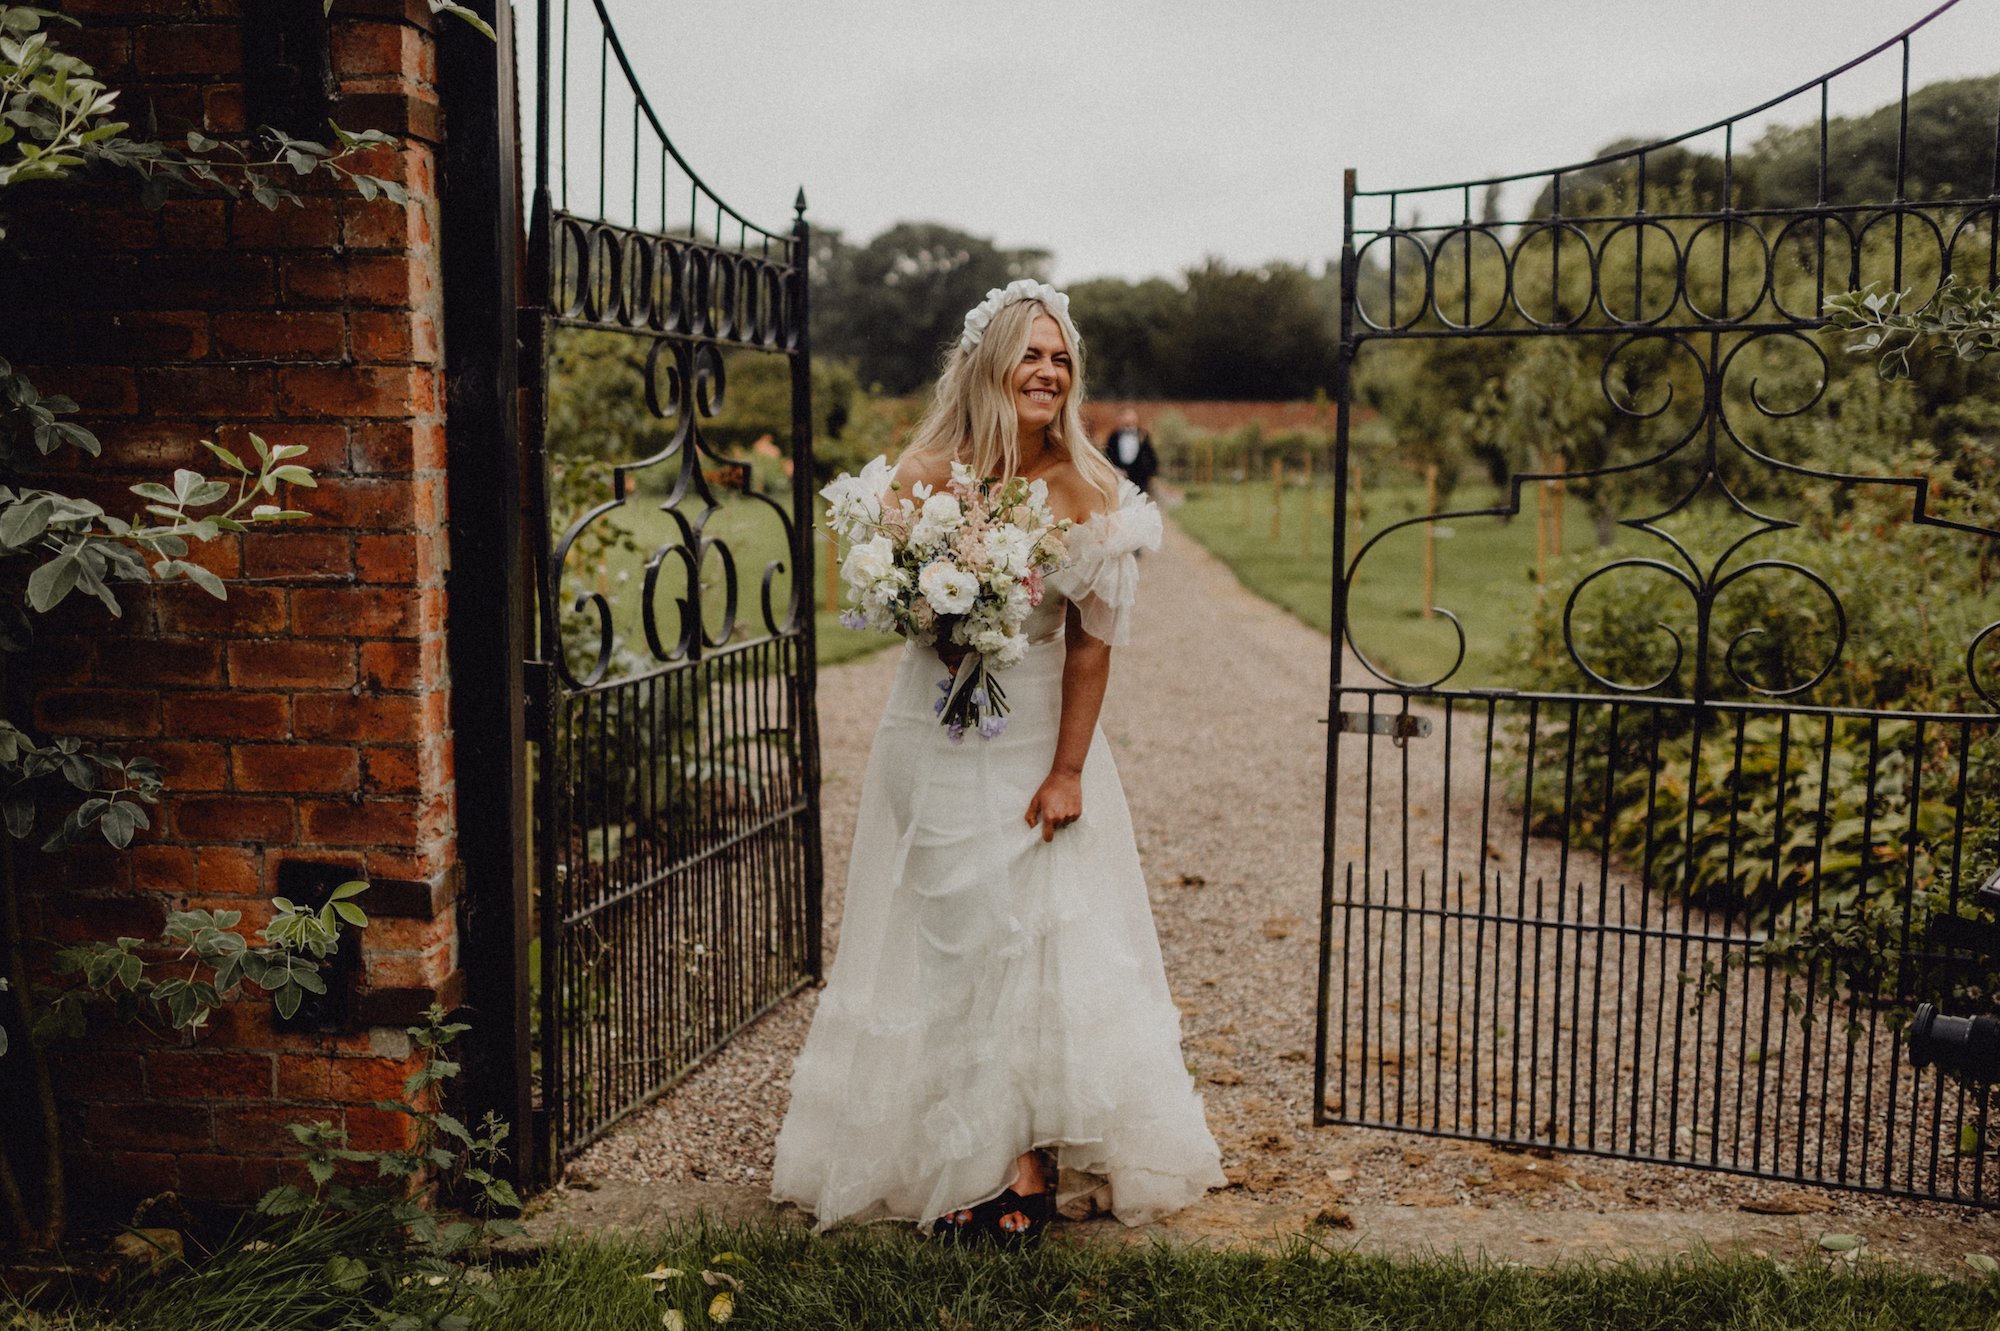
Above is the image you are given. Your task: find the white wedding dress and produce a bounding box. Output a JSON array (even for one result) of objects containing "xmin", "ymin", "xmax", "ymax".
[{"xmin": 770, "ymin": 481, "xmax": 1226, "ymax": 1230}]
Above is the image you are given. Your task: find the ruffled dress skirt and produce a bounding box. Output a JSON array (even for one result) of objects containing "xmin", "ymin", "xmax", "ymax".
[{"xmin": 770, "ymin": 627, "xmax": 1226, "ymax": 1229}]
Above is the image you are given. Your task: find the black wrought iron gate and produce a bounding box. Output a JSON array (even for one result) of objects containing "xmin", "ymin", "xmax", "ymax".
[
  {"xmin": 1318, "ymin": 6, "xmax": 2000, "ymax": 1205},
  {"xmin": 520, "ymin": 0, "xmax": 820, "ymax": 1177}
]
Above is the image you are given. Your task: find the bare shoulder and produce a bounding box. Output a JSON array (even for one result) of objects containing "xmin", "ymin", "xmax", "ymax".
[
  {"xmin": 1039, "ymin": 461, "xmax": 1110, "ymax": 526},
  {"xmin": 888, "ymin": 451, "xmax": 953, "ymax": 498}
]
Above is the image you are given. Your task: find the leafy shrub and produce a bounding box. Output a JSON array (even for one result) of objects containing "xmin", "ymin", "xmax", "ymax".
[{"xmin": 1510, "ymin": 493, "xmax": 2000, "ymax": 1007}]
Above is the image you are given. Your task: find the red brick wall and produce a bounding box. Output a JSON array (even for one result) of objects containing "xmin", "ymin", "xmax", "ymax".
[{"xmin": 2, "ymin": 1, "xmax": 461, "ymax": 1204}]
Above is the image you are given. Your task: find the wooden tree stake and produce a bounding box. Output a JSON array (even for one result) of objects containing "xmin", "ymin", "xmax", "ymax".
[
  {"xmin": 824, "ymin": 526, "xmax": 839, "ymax": 613},
  {"xmin": 1421, "ymin": 462, "xmax": 1438, "ymax": 620},
  {"xmin": 1270, "ymin": 458, "xmax": 1284, "ymax": 542}
]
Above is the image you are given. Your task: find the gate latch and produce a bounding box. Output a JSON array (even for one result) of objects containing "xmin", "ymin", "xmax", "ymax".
[{"xmin": 1329, "ymin": 711, "xmax": 1433, "ymax": 747}]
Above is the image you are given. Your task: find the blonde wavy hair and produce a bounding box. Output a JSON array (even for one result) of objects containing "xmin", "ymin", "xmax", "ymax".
[{"xmin": 899, "ymin": 296, "xmax": 1122, "ymax": 505}]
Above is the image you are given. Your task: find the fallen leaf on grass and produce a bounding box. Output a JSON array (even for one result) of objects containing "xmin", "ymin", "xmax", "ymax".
[
  {"xmin": 1818, "ymin": 1234, "xmax": 1864, "ymax": 1253},
  {"xmin": 1965, "ymin": 1254, "xmax": 1998, "ymax": 1275}
]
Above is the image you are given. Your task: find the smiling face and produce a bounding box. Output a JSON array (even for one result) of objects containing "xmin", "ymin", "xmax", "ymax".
[{"xmin": 1011, "ymin": 312, "xmax": 1073, "ymax": 439}]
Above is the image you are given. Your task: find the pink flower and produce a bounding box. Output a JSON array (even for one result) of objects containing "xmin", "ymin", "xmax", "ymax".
[{"xmin": 1023, "ymin": 569, "xmax": 1044, "ymax": 606}]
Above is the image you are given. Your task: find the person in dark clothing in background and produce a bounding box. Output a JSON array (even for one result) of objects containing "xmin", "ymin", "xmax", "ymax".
[{"xmin": 1102, "ymin": 408, "xmax": 1158, "ymax": 497}]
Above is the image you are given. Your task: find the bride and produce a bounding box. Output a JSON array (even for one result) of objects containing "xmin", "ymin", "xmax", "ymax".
[{"xmin": 770, "ymin": 279, "xmax": 1226, "ymax": 1243}]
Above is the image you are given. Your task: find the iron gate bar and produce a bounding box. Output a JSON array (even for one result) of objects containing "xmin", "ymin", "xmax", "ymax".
[
  {"xmin": 523, "ymin": 0, "xmax": 819, "ymax": 1181},
  {"xmin": 1319, "ymin": 0, "xmax": 2000, "ymax": 1208}
]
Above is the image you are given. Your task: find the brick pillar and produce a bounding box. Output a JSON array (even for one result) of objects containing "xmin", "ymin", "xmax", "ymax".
[{"xmin": 1, "ymin": 1, "xmax": 464, "ymax": 1205}]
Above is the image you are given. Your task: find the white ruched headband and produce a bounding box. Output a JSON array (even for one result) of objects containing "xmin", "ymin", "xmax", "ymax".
[{"xmin": 959, "ymin": 279, "xmax": 1071, "ymax": 352}]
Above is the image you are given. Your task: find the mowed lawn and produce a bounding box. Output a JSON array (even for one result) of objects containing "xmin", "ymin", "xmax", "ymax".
[{"xmin": 1172, "ymin": 479, "xmax": 1639, "ymax": 686}]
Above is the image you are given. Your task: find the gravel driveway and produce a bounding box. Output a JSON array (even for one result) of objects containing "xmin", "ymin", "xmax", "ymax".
[{"xmin": 573, "ymin": 512, "xmax": 1985, "ymax": 1227}]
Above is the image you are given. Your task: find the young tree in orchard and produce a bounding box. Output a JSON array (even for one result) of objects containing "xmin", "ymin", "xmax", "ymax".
[{"xmin": 0, "ymin": 3, "xmax": 449, "ymax": 1247}]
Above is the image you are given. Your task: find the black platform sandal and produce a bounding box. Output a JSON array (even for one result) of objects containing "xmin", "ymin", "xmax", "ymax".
[
  {"xmin": 928, "ymin": 1203, "xmax": 983, "ymax": 1242},
  {"xmin": 987, "ymin": 1180, "xmax": 1056, "ymax": 1249}
]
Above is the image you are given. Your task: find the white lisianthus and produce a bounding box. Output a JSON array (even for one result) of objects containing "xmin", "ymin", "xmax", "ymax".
[
  {"xmin": 993, "ymin": 633, "xmax": 1028, "ymax": 669},
  {"xmin": 840, "ymin": 534, "xmax": 897, "ymax": 587},
  {"xmin": 918, "ymin": 561, "xmax": 979, "ymax": 615},
  {"xmin": 910, "ymin": 492, "xmax": 964, "ymax": 547}
]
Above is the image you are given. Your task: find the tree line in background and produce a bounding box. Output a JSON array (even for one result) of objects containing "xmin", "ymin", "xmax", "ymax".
[
  {"xmin": 804, "ymin": 75, "xmax": 1998, "ymax": 406},
  {"xmin": 807, "ymin": 221, "xmax": 1339, "ymax": 400}
]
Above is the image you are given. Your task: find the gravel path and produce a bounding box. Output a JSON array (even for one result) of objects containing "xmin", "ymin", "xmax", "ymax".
[{"xmin": 573, "ymin": 508, "xmax": 1984, "ymax": 1228}]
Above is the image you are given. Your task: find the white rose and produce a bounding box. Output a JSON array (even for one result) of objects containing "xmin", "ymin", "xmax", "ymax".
[
  {"xmin": 841, "ymin": 534, "xmax": 897, "ymax": 586},
  {"xmin": 910, "ymin": 491, "xmax": 964, "ymax": 547},
  {"xmin": 918, "ymin": 561, "xmax": 979, "ymax": 616},
  {"xmin": 982, "ymin": 525, "xmax": 1033, "ymax": 578},
  {"xmin": 972, "ymin": 627, "xmax": 1009, "ymax": 656}
]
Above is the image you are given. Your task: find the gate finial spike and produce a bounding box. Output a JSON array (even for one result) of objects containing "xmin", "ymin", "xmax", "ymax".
[{"xmin": 794, "ymin": 187, "xmax": 808, "ymax": 216}]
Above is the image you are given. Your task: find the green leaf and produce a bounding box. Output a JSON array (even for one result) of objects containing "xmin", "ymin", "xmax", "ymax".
[
  {"xmin": 329, "ymin": 880, "xmax": 368, "ymax": 901},
  {"xmin": 322, "ymin": 1255, "xmax": 369, "ymax": 1291},
  {"xmin": 333, "ymin": 900, "xmax": 368, "ymax": 928},
  {"xmin": 0, "ymin": 497, "xmax": 53, "ymax": 548},
  {"xmin": 1959, "ymin": 1123, "xmax": 1982, "ymax": 1156},
  {"xmin": 271, "ymin": 465, "xmax": 317, "ymax": 488},
  {"xmin": 26, "ymin": 550, "xmax": 81, "ymax": 611},
  {"xmin": 175, "ymin": 560, "xmax": 226, "ymax": 600},
  {"xmin": 1818, "ymin": 1234, "xmax": 1863, "ymax": 1252},
  {"xmin": 200, "ymin": 440, "xmax": 248, "ymax": 473},
  {"xmin": 428, "ymin": 1, "xmax": 496, "ymax": 38}
]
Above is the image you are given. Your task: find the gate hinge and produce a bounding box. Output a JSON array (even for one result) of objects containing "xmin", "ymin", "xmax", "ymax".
[{"xmin": 1328, "ymin": 711, "xmax": 1432, "ymax": 746}]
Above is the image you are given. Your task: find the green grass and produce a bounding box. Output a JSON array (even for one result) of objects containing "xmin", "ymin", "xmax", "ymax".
[
  {"xmin": 421, "ymin": 1223, "xmax": 2000, "ymax": 1330},
  {"xmin": 1172, "ymin": 480, "xmax": 1639, "ymax": 686},
  {"xmin": 578, "ymin": 492, "xmax": 886, "ymax": 669},
  {"xmin": 29, "ymin": 1217, "xmax": 2000, "ymax": 1330}
]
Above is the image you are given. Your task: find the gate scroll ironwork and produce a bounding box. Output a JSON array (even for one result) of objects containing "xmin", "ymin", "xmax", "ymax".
[
  {"xmin": 1319, "ymin": 2, "xmax": 2000, "ymax": 1205},
  {"xmin": 522, "ymin": 0, "xmax": 820, "ymax": 1176}
]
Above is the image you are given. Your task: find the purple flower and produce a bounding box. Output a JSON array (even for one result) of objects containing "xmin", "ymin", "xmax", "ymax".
[
  {"xmin": 970, "ymin": 688, "xmax": 988, "ymax": 707},
  {"xmin": 977, "ymin": 715, "xmax": 1008, "ymax": 739},
  {"xmin": 936, "ymin": 677, "xmax": 952, "ymax": 694},
  {"xmin": 838, "ymin": 610, "xmax": 867, "ymax": 630},
  {"xmin": 947, "ymin": 723, "xmax": 967, "ymax": 745},
  {"xmin": 933, "ymin": 696, "xmax": 948, "ymax": 717}
]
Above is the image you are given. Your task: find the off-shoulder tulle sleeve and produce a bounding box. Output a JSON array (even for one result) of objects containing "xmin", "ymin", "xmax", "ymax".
[{"xmin": 1045, "ymin": 480, "xmax": 1162, "ymax": 647}]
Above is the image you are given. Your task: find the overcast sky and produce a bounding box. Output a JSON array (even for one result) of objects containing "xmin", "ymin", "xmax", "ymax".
[{"xmin": 579, "ymin": 0, "xmax": 1999, "ymax": 283}]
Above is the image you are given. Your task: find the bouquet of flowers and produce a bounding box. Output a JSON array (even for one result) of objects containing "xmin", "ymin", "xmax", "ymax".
[{"xmin": 821, "ymin": 456, "xmax": 1070, "ymax": 742}]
